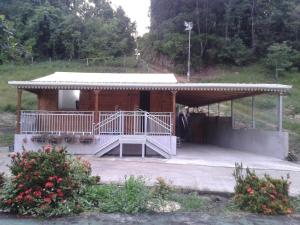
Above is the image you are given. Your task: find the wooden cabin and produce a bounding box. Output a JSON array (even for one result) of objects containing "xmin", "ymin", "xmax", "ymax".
[{"xmin": 9, "ymin": 72, "xmax": 292, "ymax": 159}]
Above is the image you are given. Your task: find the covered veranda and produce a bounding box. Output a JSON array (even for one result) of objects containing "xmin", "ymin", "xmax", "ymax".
[{"xmin": 9, "ymin": 73, "xmax": 291, "ymax": 159}]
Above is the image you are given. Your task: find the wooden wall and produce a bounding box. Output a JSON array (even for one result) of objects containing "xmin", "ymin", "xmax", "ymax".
[
  {"xmin": 38, "ymin": 90, "xmax": 58, "ymax": 111},
  {"xmin": 38, "ymin": 89, "xmax": 174, "ymax": 113},
  {"xmin": 150, "ymin": 91, "xmax": 173, "ymax": 112}
]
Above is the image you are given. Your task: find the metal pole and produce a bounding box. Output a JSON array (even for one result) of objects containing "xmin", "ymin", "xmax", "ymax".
[
  {"xmin": 218, "ymin": 103, "xmax": 220, "ymax": 117},
  {"xmin": 277, "ymin": 94, "xmax": 283, "ymax": 132},
  {"xmin": 252, "ymin": 96, "xmax": 256, "ymax": 129},
  {"xmin": 187, "ymin": 29, "xmax": 191, "ymax": 82},
  {"xmin": 231, "ymin": 100, "xmax": 234, "ymax": 129},
  {"xmin": 207, "ymin": 105, "xmax": 210, "ymax": 117}
]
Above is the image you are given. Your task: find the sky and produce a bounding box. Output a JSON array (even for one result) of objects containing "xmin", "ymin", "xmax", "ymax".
[{"xmin": 110, "ymin": 0, "xmax": 151, "ymax": 36}]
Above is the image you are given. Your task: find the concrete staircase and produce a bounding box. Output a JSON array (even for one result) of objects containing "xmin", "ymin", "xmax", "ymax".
[{"xmin": 95, "ymin": 135, "xmax": 171, "ymax": 159}]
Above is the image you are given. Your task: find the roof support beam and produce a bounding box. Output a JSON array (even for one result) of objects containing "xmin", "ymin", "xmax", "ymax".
[
  {"xmin": 94, "ymin": 90, "xmax": 100, "ymax": 124},
  {"xmin": 16, "ymin": 89, "xmax": 23, "ymax": 134},
  {"xmin": 231, "ymin": 100, "xmax": 234, "ymax": 129},
  {"xmin": 171, "ymin": 91, "xmax": 177, "ymax": 136},
  {"xmin": 252, "ymin": 96, "xmax": 256, "ymax": 129},
  {"xmin": 277, "ymin": 94, "xmax": 283, "ymax": 132}
]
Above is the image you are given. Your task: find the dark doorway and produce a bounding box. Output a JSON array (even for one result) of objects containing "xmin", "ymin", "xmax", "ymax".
[{"xmin": 140, "ymin": 91, "xmax": 150, "ymax": 112}]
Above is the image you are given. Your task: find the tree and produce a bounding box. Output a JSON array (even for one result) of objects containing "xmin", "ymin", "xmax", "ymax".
[{"xmin": 264, "ymin": 42, "xmax": 295, "ymax": 79}]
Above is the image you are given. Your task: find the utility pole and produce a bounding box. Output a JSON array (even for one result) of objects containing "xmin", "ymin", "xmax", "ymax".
[{"xmin": 184, "ymin": 21, "xmax": 193, "ymax": 82}]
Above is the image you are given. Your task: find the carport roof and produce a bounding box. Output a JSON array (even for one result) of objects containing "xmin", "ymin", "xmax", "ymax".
[{"xmin": 8, "ymin": 72, "xmax": 292, "ymax": 107}]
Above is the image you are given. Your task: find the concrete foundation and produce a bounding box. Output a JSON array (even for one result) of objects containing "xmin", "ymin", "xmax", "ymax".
[
  {"xmin": 205, "ymin": 117, "xmax": 289, "ymax": 159},
  {"xmin": 14, "ymin": 134, "xmax": 177, "ymax": 156}
]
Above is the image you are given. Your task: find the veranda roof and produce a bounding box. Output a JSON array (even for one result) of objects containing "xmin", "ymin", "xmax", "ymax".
[{"xmin": 8, "ymin": 72, "xmax": 292, "ymax": 107}]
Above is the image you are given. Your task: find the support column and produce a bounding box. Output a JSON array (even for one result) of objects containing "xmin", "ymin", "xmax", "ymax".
[
  {"xmin": 94, "ymin": 90, "xmax": 100, "ymax": 124},
  {"xmin": 207, "ymin": 105, "xmax": 210, "ymax": 117},
  {"xmin": 252, "ymin": 96, "xmax": 256, "ymax": 129},
  {"xmin": 171, "ymin": 91, "xmax": 177, "ymax": 136},
  {"xmin": 277, "ymin": 93, "xmax": 283, "ymax": 132},
  {"xmin": 231, "ymin": 100, "xmax": 234, "ymax": 129},
  {"xmin": 16, "ymin": 89, "xmax": 23, "ymax": 134}
]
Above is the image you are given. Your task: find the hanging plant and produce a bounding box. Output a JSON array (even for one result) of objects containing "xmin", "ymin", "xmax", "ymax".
[
  {"xmin": 79, "ymin": 135, "xmax": 94, "ymax": 144},
  {"xmin": 48, "ymin": 135, "xmax": 63, "ymax": 145},
  {"xmin": 31, "ymin": 135, "xmax": 47, "ymax": 143},
  {"xmin": 64, "ymin": 135, "xmax": 77, "ymax": 144}
]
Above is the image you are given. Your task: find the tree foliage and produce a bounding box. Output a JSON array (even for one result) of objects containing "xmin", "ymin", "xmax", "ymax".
[
  {"xmin": 141, "ymin": 0, "xmax": 300, "ymax": 73},
  {"xmin": 0, "ymin": 0, "xmax": 136, "ymax": 63}
]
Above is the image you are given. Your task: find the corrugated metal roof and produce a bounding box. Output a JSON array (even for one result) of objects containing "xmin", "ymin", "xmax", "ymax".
[
  {"xmin": 33, "ymin": 72, "xmax": 178, "ymax": 84},
  {"xmin": 8, "ymin": 72, "xmax": 292, "ymax": 94}
]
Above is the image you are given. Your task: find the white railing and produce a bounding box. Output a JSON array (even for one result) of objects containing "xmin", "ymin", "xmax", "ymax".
[
  {"xmin": 20, "ymin": 110, "xmax": 173, "ymax": 136},
  {"xmin": 94, "ymin": 111, "xmax": 172, "ymax": 136},
  {"xmin": 20, "ymin": 111, "xmax": 94, "ymax": 135}
]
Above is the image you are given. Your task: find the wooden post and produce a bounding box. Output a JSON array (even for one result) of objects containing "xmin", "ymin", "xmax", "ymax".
[
  {"xmin": 16, "ymin": 89, "xmax": 23, "ymax": 134},
  {"xmin": 94, "ymin": 90, "xmax": 100, "ymax": 124},
  {"xmin": 171, "ymin": 91, "xmax": 177, "ymax": 136}
]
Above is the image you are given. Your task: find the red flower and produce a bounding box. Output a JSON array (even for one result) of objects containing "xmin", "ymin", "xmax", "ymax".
[
  {"xmin": 57, "ymin": 177, "xmax": 63, "ymax": 184},
  {"xmin": 33, "ymin": 190, "xmax": 42, "ymax": 198},
  {"xmin": 16, "ymin": 193, "xmax": 24, "ymax": 202},
  {"xmin": 44, "ymin": 197, "xmax": 52, "ymax": 204},
  {"xmin": 48, "ymin": 193, "xmax": 57, "ymax": 199},
  {"xmin": 57, "ymin": 189, "xmax": 64, "ymax": 197},
  {"xmin": 45, "ymin": 182, "xmax": 54, "ymax": 188},
  {"xmin": 5, "ymin": 199, "xmax": 12, "ymax": 205},
  {"xmin": 44, "ymin": 145, "xmax": 52, "ymax": 153},
  {"xmin": 24, "ymin": 195, "xmax": 33, "ymax": 202},
  {"xmin": 49, "ymin": 176, "xmax": 57, "ymax": 181},
  {"xmin": 18, "ymin": 183, "xmax": 24, "ymax": 189},
  {"xmin": 25, "ymin": 188, "xmax": 32, "ymax": 195},
  {"xmin": 247, "ymin": 187, "xmax": 254, "ymax": 195}
]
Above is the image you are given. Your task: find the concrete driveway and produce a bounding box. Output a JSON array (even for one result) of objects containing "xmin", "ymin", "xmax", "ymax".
[{"xmin": 1, "ymin": 144, "xmax": 300, "ymax": 196}]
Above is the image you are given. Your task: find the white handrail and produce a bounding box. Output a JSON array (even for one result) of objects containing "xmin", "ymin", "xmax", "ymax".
[
  {"xmin": 20, "ymin": 111, "xmax": 94, "ymax": 135},
  {"xmin": 95, "ymin": 111, "xmax": 172, "ymax": 136}
]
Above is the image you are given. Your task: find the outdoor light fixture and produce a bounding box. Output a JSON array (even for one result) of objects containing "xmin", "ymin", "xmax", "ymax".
[{"xmin": 184, "ymin": 21, "xmax": 193, "ymax": 82}]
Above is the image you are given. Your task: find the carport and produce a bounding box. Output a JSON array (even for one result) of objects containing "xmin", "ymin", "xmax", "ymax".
[{"xmin": 174, "ymin": 83, "xmax": 292, "ymax": 159}]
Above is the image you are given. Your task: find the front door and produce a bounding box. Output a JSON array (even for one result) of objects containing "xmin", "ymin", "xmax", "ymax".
[{"xmin": 139, "ymin": 91, "xmax": 150, "ymax": 112}]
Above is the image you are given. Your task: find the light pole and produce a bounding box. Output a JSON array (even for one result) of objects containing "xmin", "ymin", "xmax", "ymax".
[{"xmin": 184, "ymin": 21, "xmax": 193, "ymax": 82}]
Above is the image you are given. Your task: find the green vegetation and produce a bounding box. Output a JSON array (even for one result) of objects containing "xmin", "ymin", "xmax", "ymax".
[
  {"xmin": 0, "ymin": 146, "xmax": 99, "ymax": 217},
  {"xmin": 233, "ymin": 163, "xmax": 293, "ymax": 215},
  {"xmin": 141, "ymin": 0, "xmax": 300, "ymax": 73},
  {"xmin": 169, "ymin": 192, "xmax": 205, "ymax": 212},
  {"xmin": 0, "ymin": 149, "xmax": 204, "ymax": 217},
  {"xmin": 0, "ymin": 0, "xmax": 136, "ymax": 63}
]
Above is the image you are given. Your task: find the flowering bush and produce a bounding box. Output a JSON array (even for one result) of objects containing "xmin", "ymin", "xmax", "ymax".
[
  {"xmin": 233, "ymin": 163, "xmax": 293, "ymax": 215},
  {"xmin": 0, "ymin": 145, "xmax": 97, "ymax": 217}
]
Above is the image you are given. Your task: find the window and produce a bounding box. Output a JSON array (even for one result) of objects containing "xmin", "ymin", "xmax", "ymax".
[{"xmin": 58, "ymin": 90, "xmax": 80, "ymax": 110}]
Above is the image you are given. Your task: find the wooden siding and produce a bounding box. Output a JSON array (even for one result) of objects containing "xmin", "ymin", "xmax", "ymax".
[
  {"xmin": 38, "ymin": 90, "xmax": 58, "ymax": 111},
  {"xmin": 38, "ymin": 90, "xmax": 173, "ymax": 113},
  {"xmin": 150, "ymin": 91, "xmax": 173, "ymax": 112}
]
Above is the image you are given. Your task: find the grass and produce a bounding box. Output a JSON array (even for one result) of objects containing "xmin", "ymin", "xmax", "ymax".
[{"xmin": 169, "ymin": 192, "xmax": 205, "ymax": 212}]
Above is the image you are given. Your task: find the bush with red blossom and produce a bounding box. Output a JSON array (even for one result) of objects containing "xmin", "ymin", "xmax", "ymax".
[
  {"xmin": 0, "ymin": 145, "xmax": 98, "ymax": 217},
  {"xmin": 233, "ymin": 163, "xmax": 293, "ymax": 215}
]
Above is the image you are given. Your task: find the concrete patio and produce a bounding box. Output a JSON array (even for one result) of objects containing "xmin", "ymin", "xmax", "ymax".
[
  {"xmin": 1, "ymin": 144, "xmax": 300, "ymax": 196},
  {"xmin": 83, "ymin": 144, "xmax": 300, "ymax": 196}
]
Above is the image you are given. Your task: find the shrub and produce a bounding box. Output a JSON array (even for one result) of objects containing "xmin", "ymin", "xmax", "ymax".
[
  {"xmin": 0, "ymin": 172, "xmax": 5, "ymax": 189},
  {"xmin": 0, "ymin": 145, "xmax": 97, "ymax": 217},
  {"xmin": 101, "ymin": 176, "xmax": 151, "ymax": 214},
  {"xmin": 233, "ymin": 163, "xmax": 293, "ymax": 215},
  {"xmin": 152, "ymin": 177, "xmax": 173, "ymax": 200}
]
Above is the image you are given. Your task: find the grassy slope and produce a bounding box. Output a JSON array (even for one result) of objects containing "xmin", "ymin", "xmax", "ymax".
[{"xmin": 0, "ymin": 62, "xmax": 300, "ymax": 156}]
